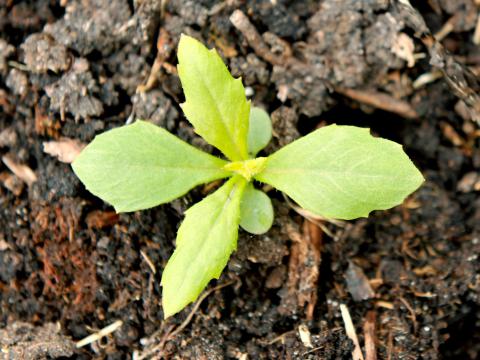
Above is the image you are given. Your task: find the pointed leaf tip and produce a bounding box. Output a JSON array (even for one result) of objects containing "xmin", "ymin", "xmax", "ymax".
[
  {"xmin": 161, "ymin": 177, "xmax": 247, "ymax": 318},
  {"xmin": 72, "ymin": 120, "xmax": 229, "ymax": 212},
  {"xmin": 256, "ymin": 125, "xmax": 423, "ymax": 220},
  {"xmin": 177, "ymin": 34, "xmax": 250, "ymax": 161}
]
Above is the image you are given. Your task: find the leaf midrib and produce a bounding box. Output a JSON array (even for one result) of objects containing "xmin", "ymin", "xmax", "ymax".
[
  {"xmin": 260, "ymin": 168, "xmax": 404, "ymax": 179},
  {"xmin": 190, "ymin": 59, "xmax": 245, "ymax": 161},
  {"xmin": 175, "ymin": 181, "xmax": 241, "ymax": 297},
  {"xmin": 84, "ymin": 163, "xmax": 228, "ymax": 172}
]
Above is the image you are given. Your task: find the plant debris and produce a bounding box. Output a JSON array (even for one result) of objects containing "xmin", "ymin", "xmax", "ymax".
[{"xmin": 43, "ymin": 138, "xmax": 86, "ymax": 164}]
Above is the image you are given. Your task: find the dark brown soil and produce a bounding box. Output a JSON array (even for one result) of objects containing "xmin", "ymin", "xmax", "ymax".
[{"xmin": 1, "ymin": 0, "xmax": 480, "ymax": 359}]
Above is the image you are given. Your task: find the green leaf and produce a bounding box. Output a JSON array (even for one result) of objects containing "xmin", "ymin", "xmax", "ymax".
[
  {"xmin": 161, "ymin": 177, "xmax": 246, "ymax": 318},
  {"xmin": 255, "ymin": 125, "xmax": 424, "ymax": 220},
  {"xmin": 248, "ymin": 107, "xmax": 272, "ymax": 157},
  {"xmin": 177, "ymin": 34, "xmax": 250, "ymax": 161},
  {"xmin": 240, "ymin": 183, "xmax": 274, "ymax": 234},
  {"xmin": 72, "ymin": 120, "xmax": 229, "ymax": 212}
]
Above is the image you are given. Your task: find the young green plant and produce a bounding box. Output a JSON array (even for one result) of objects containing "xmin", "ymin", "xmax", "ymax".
[{"xmin": 72, "ymin": 35, "xmax": 424, "ymax": 318}]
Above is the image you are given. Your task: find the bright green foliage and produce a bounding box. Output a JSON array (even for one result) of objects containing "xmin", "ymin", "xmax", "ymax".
[
  {"xmin": 223, "ymin": 157, "xmax": 268, "ymax": 181},
  {"xmin": 72, "ymin": 120, "xmax": 229, "ymax": 212},
  {"xmin": 240, "ymin": 183, "xmax": 274, "ymax": 234},
  {"xmin": 255, "ymin": 125, "xmax": 424, "ymax": 220},
  {"xmin": 248, "ymin": 107, "xmax": 272, "ymax": 156},
  {"xmin": 72, "ymin": 34, "xmax": 424, "ymax": 319},
  {"xmin": 178, "ymin": 34, "xmax": 250, "ymax": 161},
  {"xmin": 161, "ymin": 177, "xmax": 246, "ymax": 318}
]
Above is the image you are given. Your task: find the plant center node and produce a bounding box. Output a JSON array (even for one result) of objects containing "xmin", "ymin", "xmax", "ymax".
[{"xmin": 223, "ymin": 157, "xmax": 268, "ymax": 181}]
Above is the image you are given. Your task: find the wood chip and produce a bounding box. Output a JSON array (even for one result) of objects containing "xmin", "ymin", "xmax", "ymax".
[
  {"xmin": 345, "ymin": 261, "xmax": 375, "ymax": 302},
  {"xmin": 1, "ymin": 155, "xmax": 37, "ymax": 186},
  {"xmin": 298, "ymin": 324, "xmax": 313, "ymax": 348},
  {"xmin": 43, "ymin": 138, "xmax": 86, "ymax": 163},
  {"xmin": 281, "ymin": 221, "xmax": 322, "ymax": 320}
]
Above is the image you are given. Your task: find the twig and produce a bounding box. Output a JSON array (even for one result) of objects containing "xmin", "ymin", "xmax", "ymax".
[
  {"xmin": 76, "ymin": 320, "xmax": 123, "ymax": 348},
  {"xmin": 363, "ymin": 311, "xmax": 377, "ymax": 360},
  {"xmin": 340, "ymin": 304, "xmax": 365, "ymax": 360},
  {"xmin": 2, "ymin": 155, "xmax": 37, "ymax": 186},
  {"xmin": 167, "ymin": 280, "xmax": 234, "ymax": 339},
  {"xmin": 433, "ymin": 15, "xmax": 456, "ymax": 41},
  {"xmin": 8, "ymin": 61, "xmax": 29, "ymax": 71},
  {"xmin": 398, "ymin": 296, "xmax": 417, "ymax": 332},
  {"xmin": 261, "ymin": 330, "xmax": 295, "ymax": 345},
  {"xmin": 334, "ymin": 86, "xmax": 418, "ymax": 119},
  {"xmin": 303, "ymin": 345, "xmax": 325, "ymax": 356},
  {"xmin": 282, "ymin": 193, "xmax": 345, "ymax": 238},
  {"xmin": 136, "ymin": 28, "xmax": 174, "ymax": 94},
  {"xmin": 474, "ymin": 13, "xmax": 480, "ymax": 45},
  {"xmin": 230, "ymin": 10, "xmax": 290, "ymax": 67},
  {"xmin": 140, "ymin": 250, "xmax": 157, "ymax": 274},
  {"xmin": 386, "ymin": 330, "xmax": 393, "ymax": 360},
  {"xmin": 412, "ymin": 70, "xmax": 443, "ymax": 89},
  {"xmin": 375, "ymin": 300, "xmax": 394, "ymax": 310}
]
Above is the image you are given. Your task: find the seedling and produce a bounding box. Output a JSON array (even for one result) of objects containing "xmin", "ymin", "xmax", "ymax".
[{"xmin": 72, "ymin": 35, "xmax": 424, "ymax": 318}]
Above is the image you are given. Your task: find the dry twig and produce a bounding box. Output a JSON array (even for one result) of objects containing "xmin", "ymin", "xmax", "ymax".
[
  {"xmin": 2, "ymin": 155, "xmax": 37, "ymax": 186},
  {"xmin": 363, "ymin": 311, "xmax": 377, "ymax": 360},
  {"xmin": 140, "ymin": 250, "xmax": 157, "ymax": 274},
  {"xmin": 230, "ymin": 10, "xmax": 294, "ymax": 67},
  {"xmin": 75, "ymin": 320, "xmax": 123, "ymax": 348},
  {"xmin": 137, "ymin": 28, "xmax": 175, "ymax": 94},
  {"xmin": 335, "ymin": 87, "xmax": 418, "ymax": 119},
  {"xmin": 398, "ymin": 296, "xmax": 417, "ymax": 332},
  {"xmin": 340, "ymin": 304, "xmax": 365, "ymax": 360}
]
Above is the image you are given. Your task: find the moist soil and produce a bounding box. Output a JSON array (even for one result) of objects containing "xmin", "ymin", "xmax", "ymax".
[{"xmin": 1, "ymin": 0, "xmax": 480, "ymax": 359}]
